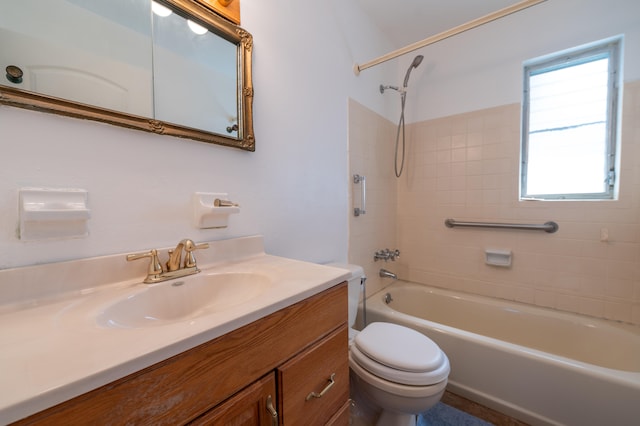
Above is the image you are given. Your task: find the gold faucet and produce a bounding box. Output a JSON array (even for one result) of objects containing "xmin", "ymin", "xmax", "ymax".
[{"xmin": 127, "ymin": 239, "xmax": 210, "ymax": 283}]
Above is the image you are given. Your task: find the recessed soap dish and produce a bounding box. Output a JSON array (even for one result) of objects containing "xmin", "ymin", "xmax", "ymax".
[
  {"xmin": 485, "ymin": 249, "xmax": 512, "ymax": 267},
  {"xmin": 19, "ymin": 188, "xmax": 91, "ymax": 240}
]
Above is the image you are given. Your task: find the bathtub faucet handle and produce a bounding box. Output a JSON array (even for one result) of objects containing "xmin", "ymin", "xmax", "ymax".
[
  {"xmin": 374, "ymin": 248, "xmax": 401, "ymax": 262},
  {"xmin": 374, "ymin": 249, "xmax": 387, "ymax": 261}
]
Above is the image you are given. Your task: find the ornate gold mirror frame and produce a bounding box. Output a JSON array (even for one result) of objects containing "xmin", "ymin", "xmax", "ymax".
[{"xmin": 0, "ymin": 0, "xmax": 255, "ymax": 151}]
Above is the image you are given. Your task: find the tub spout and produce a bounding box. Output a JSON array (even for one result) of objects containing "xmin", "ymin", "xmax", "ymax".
[{"xmin": 379, "ymin": 268, "xmax": 397, "ymax": 280}]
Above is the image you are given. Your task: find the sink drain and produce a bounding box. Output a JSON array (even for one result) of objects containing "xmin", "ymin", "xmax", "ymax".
[{"xmin": 172, "ymin": 281, "xmax": 185, "ymax": 287}]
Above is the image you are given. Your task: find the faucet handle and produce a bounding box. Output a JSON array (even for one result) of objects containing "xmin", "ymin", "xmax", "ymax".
[
  {"xmin": 126, "ymin": 249, "xmax": 163, "ymax": 281},
  {"xmin": 390, "ymin": 249, "xmax": 400, "ymax": 260},
  {"xmin": 183, "ymin": 241, "xmax": 210, "ymax": 268}
]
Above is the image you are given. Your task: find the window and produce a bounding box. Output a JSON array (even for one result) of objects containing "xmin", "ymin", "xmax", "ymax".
[{"xmin": 521, "ymin": 38, "xmax": 621, "ymax": 200}]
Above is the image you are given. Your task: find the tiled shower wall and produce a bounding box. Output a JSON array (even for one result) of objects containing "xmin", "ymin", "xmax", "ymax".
[
  {"xmin": 348, "ymin": 99, "xmax": 399, "ymax": 298},
  {"xmin": 349, "ymin": 81, "xmax": 640, "ymax": 325}
]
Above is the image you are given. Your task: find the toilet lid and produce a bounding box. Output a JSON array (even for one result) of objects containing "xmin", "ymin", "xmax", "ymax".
[{"xmin": 352, "ymin": 322, "xmax": 449, "ymax": 385}]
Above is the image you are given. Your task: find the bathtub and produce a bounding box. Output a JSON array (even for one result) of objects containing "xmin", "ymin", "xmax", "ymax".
[{"xmin": 363, "ymin": 281, "xmax": 640, "ymax": 426}]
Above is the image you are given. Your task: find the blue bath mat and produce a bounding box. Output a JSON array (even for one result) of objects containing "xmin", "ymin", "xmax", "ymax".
[{"xmin": 418, "ymin": 402, "xmax": 493, "ymax": 426}]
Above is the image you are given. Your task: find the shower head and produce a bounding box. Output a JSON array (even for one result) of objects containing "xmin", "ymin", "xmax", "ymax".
[
  {"xmin": 402, "ymin": 55, "xmax": 424, "ymax": 88},
  {"xmin": 379, "ymin": 55, "xmax": 423, "ymax": 95}
]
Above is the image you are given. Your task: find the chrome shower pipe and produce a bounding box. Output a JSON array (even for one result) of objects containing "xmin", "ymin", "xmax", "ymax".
[{"xmin": 379, "ymin": 55, "xmax": 423, "ymax": 178}]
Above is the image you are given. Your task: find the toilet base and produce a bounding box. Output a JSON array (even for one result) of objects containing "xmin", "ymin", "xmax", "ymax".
[
  {"xmin": 350, "ymin": 367, "xmax": 446, "ymax": 426},
  {"xmin": 349, "ymin": 379, "xmax": 379, "ymax": 426},
  {"xmin": 377, "ymin": 411, "xmax": 417, "ymax": 426},
  {"xmin": 350, "ymin": 395, "xmax": 417, "ymax": 426}
]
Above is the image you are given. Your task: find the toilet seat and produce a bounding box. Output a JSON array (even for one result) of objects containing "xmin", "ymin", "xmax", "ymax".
[
  {"xmin": 349, "ymin": 352, "xmax": 448, "ymax": 398},
  {"xmin": 351, "ymin": 322, "xmax": 449, "ymax": 386}
]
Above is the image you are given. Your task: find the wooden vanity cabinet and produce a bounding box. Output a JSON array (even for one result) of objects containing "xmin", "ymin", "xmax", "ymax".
[{"xmin": 13, "ymin": 283, "xmax": 349, "ymax": 426}]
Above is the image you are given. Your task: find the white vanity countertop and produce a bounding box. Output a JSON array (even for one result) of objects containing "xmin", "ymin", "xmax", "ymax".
[{"xmin": 0, "ymin": 236, "xmax": 350, "ymax": 424}]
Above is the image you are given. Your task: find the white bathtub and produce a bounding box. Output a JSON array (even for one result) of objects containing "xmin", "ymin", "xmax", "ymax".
[{"xmin": 363, "ymin": 281, "xmax": 640, "ymax": 426}]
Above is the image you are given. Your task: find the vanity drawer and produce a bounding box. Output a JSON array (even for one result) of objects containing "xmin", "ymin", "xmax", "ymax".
[{"xmin": 277, "ymin": 325, "xmax": 349, "ymax": 425}]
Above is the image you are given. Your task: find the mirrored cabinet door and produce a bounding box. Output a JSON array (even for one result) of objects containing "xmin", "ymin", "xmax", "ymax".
[{"xmin": 0, "ymin": 0, "xmax": 255, "ymax": 151}]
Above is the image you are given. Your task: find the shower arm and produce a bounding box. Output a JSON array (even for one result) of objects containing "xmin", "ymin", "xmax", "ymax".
[{"xmin": 380, "ymin": 85, "xmax": 404, "ymax": 94}]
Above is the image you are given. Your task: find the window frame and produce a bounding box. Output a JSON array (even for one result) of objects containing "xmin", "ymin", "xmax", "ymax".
[{"xmin": 520, "ymin": 38, "xmax": 622, "ymax": 200}]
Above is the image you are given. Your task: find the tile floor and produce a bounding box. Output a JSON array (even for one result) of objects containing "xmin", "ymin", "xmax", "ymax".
[
  {"xmin": 350, "ymin": 390, "xmax": 528, "ymax": 425},
  {"xmin": 440, "ymin": 392, "xmax": 529, "ymax": 426}
]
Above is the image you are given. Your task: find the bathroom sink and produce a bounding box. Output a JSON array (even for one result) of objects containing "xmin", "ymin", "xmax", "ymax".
[{"xmin": 97, "ymin": 272, "xmax": 271, "ymax": 328}]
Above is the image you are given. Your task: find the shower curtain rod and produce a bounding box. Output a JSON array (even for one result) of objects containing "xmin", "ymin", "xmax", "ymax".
[{"xmin": 353, "ymin": 0, "xmax": 547, "ymax": 75}]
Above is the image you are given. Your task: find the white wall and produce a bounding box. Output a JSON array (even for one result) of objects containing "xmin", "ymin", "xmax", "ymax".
[
  {"xmin": 402, "ymin": 0, "xmax": 640, "ymax": 123},
  {"xmin": 12, "ymin": 0, "xmax": 633, "ymax": 272},
  {"xmin": 0, "ymin": 0, "xmax": 393, "ymax": 269}
]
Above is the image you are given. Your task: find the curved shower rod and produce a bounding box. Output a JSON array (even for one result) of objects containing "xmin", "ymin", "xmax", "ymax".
[{"xmin": 353, "ymin": 0, "xmax": 547, "ymax": 75}]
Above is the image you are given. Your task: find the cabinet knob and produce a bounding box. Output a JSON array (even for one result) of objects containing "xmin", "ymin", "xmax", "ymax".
[
  {"xmin": 6, "ymin": 65, "xmax": 23, "ymax": 84},
  {"xmin": 305, "ymin": 373, "xmax": 336, "ymax": 401}
]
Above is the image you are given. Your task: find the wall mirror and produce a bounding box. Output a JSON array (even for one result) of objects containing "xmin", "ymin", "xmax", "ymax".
[{"xmin": 0, "ymin": 0, "xmax": 254, "ymax": 151}]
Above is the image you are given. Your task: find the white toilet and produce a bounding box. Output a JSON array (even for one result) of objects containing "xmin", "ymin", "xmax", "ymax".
[{"xmin": 333, "ymin": 264, "xmax": 450, "ymax": 426}]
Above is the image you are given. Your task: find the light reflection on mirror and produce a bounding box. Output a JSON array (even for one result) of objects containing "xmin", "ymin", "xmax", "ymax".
[{"xmin": 152, "ymin": 1, "xmax": 173, "ymax": 17}]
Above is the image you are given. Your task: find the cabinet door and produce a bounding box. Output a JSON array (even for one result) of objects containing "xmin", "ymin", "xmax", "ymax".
[
  {"xmin": 277, "ymin": 326, "xmax": 349, "ymax": 425},
  {"xmin": 190, "ymin": 373, "xmax": 277, "ymax": 426}
]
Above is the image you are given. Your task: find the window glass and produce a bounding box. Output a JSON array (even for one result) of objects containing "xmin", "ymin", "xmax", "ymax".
[{"xmin": 521, "ymin": 39, "xmax": 621, "ymax": 200}]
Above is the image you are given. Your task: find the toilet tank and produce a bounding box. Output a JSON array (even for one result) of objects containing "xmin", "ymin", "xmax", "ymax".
[{"xmin": 326, "ymin": 263, "xmax": 365, "ymax": 328}]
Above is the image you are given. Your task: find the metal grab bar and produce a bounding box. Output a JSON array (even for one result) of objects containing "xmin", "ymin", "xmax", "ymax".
[
  {"xmin": 444, "ymin": 218, "xmax": 559, "ymax": 233},
  {"xmin": 353, "ymin": 174, "xmax": 366, "ymax": 216}
]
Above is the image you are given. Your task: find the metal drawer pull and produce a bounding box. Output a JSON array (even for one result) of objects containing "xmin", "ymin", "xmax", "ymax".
[
  {"xmin": 305, "ymin": 373, "xmax": 336, "ymax": 401},
  {"xmin": 266, "ymin": 395, "xmax": 278, "ymax": 426}
]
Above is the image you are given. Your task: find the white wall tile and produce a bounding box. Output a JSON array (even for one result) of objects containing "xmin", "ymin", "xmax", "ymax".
[{"xmin": 396, "ymin": 85, "xmax": 640, "ymax": 325}]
